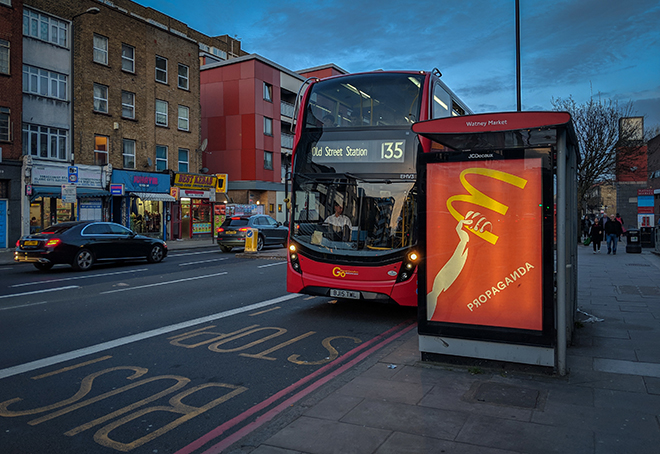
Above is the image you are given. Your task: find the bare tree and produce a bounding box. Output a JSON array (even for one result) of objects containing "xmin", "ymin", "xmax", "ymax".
[{"xmin": 552, "ymin": 95, "xmax": 644, "ymax": 214}]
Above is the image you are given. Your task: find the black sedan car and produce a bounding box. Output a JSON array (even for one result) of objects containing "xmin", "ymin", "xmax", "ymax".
[
  {"xmin": 217, "ymin": 215, "xmax": 288, "ymax": 252},
  {"xmin": 15, "ymin": 221, "xmax": 167, "ymax": 271}
]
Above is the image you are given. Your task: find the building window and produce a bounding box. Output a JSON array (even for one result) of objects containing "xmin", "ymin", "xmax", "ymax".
[
  {"xmin": 178, "ymin": 148, "xmax": 189, "ymax": 172},
  {"xmin": 264, "ymin": 151, "xmax": 273, "ymax": 170},
  {"xmin": 155, "ymin": 99, "xmax": 168, "ymax": 126},
  {"xmin": 178, "ymin": 105, "xmax": 189, "ymax": 131},
  {"xmin": 263, "ymin": 82, "xmax": 273, "ymax": 102},
  {"xmin": 155, "ymin": 55, "xmax": 167, "ymax": 83},
  {"xmin": 22, "ymin": 123, "xmax": 67, "ymax": 160},
  {"xmin": 121, "ymin": 44, "xmax": 135, "ymax": 72},
  {"xmin": 264, "ymin": 117, "xmax": 273, "ymax": 136},
  {"xmin": 121, "ymin": 91, "xmax": 135, "ymax": 118},
  {"xmin": 93, "ymin": 83, "xmax": 108, "ymax": 113},
  {"xmin": 178, "ymin": 64, "xmax": 189, "ymax": 90},
  {"xmin": 93, "ymin": 34, "xmax": 108, "ymax": 65},
  {"xmin": 23, "ymin": 65, "xmax": 67, "ymax": 100},
  {"xmin": 269, "ymin": 203, "xmax": 274, "ymax": 213},
  {"xmin": 0, "ymin": 0, "xmax": 12, "ymax": 6},
  {"xmin": 156, "ymin": 145, "xmax": 168, "ymax": 170},
  {"xmin": 123, "ymin": 139, "xmax": 135, "ymax": 169},
  {"xmin": 0, "ymin": 107, "xmax": 10, "ymax": 142},
  {"xmin": 94, "ymin": 135, "xmax": 108, "ymax": 166},
  {"xmin": 23, "ymin": 9, "xmax": 67, "ymax": 47},
  {"xmin": 0, "ymin": 39, "xmax": 9, "ymax": 75}
]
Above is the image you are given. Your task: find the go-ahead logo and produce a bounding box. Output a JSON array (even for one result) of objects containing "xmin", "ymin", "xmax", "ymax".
[{"xmin": 332, "ymin": 267, "xmax": 359, "ymax": 278}]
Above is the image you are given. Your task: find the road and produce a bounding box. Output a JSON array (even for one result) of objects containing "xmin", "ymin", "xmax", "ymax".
[{"xmin": 0, "ymin": 246, "xmax": 416, "ymax": 454}]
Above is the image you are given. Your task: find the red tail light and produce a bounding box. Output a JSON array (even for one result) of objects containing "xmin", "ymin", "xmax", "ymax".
[
  {"xmin": 238, "ymin": 227, "xmax": 249, "ymax": 231},
  {"xmin": 45, "ymin": 239, "xmax": 61, "ymax": 248},
  {"xmin": 217, "ymin": 227, "xmax": 224, "ymax": 233},
  {"xmin": 16, "ymin": 239, "xmax": 20, "ymax": 248}
]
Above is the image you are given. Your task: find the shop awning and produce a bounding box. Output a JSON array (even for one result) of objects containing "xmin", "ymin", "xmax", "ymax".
[
  {"xmin": 30, "ymin": 186, "xmax": 110, "ymax": 201},
  {"xmin": 133, "ymin": 192, "xmax": 176, "ymax": 202}
]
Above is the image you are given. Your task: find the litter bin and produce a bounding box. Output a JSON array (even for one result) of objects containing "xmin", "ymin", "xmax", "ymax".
[
  {"xmin": 626, "ymin": 229, "xmax": 642, "ymax": 253},
  {"xmin": 640, "ymin": 227, "xmax": 655, "ymax": 248}
]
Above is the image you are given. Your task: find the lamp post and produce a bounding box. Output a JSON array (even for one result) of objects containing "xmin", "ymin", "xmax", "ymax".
[{"xmin": 70, "ymin": 7, "xmax": 100, "ymax": 166}]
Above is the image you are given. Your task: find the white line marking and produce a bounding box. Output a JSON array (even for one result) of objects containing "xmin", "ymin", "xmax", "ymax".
[
  {"xmin": 168, "ymin": 250, "xmax": 218, "ymax": 257},
  {"xmin": 0, "ymin": 286, "xmax": 80, "ymax": 300},
  {"xmin": 257, "ymin": 261, "xmax": 287, "ymax": 268},
  {"xmin": 179, "ymin": 258, "xmax": 228, "ymax": 266},
  {"xmin": 101, "ymin": 272, "xmax": 228, "ymax": 294},
  {"xmin": 0, "ymin": 293, "xmax": 302, "ymax": 379},
  {"xmin": 0, "ymin": 301, "xmax": 49, "ymax": 311},
  {"xmin": 11, "ymin": 269, "xmax": 149, "ymax": 287}
]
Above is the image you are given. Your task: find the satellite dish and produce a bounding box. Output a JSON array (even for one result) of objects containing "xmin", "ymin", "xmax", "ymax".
[{"xmin": 200, "ymin": 138, "xmax": 208, "ymax": 152}]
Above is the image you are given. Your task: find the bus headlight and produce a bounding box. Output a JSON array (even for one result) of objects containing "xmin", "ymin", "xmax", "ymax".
[
  {"xmin": 396, "ymin": 250, "xmax": 419, "ymax": 283},
  {"xmin": 289, "ymin": 243, "xmax": 302, "ymax": 274}
]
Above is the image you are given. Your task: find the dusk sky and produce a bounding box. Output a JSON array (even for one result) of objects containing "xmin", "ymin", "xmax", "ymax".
[{"xmin": 136, "ymin": 0, "xmax": 660, "ymax": 131}]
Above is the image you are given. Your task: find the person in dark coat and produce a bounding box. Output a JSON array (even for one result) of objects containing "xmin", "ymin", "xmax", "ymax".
[
  {"xmin": 589, "ymin": 218, "xmax": 604, "ymax": 253},
  {"xmin": 604, "ymin": 214, "xmax": 623, "ymax": 254}
]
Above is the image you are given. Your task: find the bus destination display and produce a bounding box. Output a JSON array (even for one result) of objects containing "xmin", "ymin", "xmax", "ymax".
[{"xmin": 311, "ymin": 140, "xmax": 406, "ymax": 163}]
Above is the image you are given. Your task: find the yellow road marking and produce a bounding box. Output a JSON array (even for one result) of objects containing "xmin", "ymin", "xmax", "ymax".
[{"xmin": 31, "ymin": 356, "xmax": 113, "ymax": 380}]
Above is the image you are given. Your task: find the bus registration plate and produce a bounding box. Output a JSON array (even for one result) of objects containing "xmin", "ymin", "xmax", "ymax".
[{"xmin": 330, "ymin": 289, "xmax": 360, "ymax": 299}]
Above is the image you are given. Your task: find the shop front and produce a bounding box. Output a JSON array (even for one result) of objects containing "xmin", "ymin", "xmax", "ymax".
[
  {"xmin": 22, "ymin": 157, "xmax": 110, "ymax": 235},
  {"xmin": 171, "ymin": 173, "xmax": 217, "ymax": 239},
  {"xmin": 110, "ymin": 169, "xmax": 174, "ymax": 240}
]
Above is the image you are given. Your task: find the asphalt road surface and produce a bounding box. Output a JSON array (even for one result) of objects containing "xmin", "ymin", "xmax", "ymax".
[{"xmin": 0, "ymin": 246, "xmax": 416, "ymax": 454}]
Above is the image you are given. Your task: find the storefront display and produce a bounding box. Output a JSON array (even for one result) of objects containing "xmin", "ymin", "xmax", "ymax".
[{"xmin": 173, "ymin": 172, "xmax": 217, "ymax": 239}]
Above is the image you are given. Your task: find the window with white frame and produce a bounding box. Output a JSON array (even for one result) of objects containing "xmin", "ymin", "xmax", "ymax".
[
  {"xmin": 23, "ymin": 65, "xmax": 67, "ymax": 100},
  {"xmin": 178, "ymin": 63, "xmax": 189, "ymax": 90},
  {"xmin": 123, "ymin": 138, "xmax": 136, "ymax": 169},
  {"xmin": 264, "ymin": 151, "xmax": 273, "ymax": 170},
  {"xmin": 178, "ymin": 148, "xmax": 189, "ymax": 173},
  {"xmin": 22, "ymin": 123, "xmax": 68, "ymax": 160},
  {"xmin": 178, "ymin": 105, "xmax": 189, "ymax": 131},
  {"xmin": 156, "ymin": 145, "xmax": 168, "ymax": 170},
  {"xmin": 0, "ymin": 0, "xmax": 12, "ymax": 6},
  {"xmin": 94, "ymin": 135, "xmax": 108, "ymax": 166},
  {"xmin": 121, "ymin": 44, "xmax": 135, "ymax": 72},
  {"xmin": 23, "ymin": 9, "xmax": 68, "ymax": 47},
  {"xmin": 121, "ymin": 91, "xmax": 135, "ymax": 118},
  {"xmin": 0, "ymin": 39, "xmax": 9, "ymax": 75},
  {"xmin": 93, "ymin": 34, "xmax": 108, "ymax": 65},
  {"xmin": 155, "ymin": 99, "xmax": 168, "ymax": 126},
  {"xmin": 263, "ymin": 82, "xmax": 273, "ymax": 102},
  {"xmin": 0, "ymin": 107, "xmax": 10, "ymax": 142},
  {"xmin": 93, "ymin": 83, "xmax": 108, "ymax": 113},
  {"xmin": 264, "ymin": 117, "xmax": 273, "ymax": 136},
  {"xmin": 155, "ymin": 55, "xmax": 167, "ymax": 83}
]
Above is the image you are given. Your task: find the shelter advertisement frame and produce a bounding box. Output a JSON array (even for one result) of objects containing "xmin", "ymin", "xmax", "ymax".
[{"xmin": 417, "ymin": 147, "xmax": 555, "ymax": 347}]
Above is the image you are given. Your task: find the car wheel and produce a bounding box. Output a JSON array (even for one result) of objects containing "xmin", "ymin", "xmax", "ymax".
[
  {"xmin": 257, "ymin": 235, "xmax": 264, "ymax": 251},
  {"xmin": 219, "ymin": 245, "xmax": 232, "ymax": 253},
  {"xmin": 34, "ymin": 262, "xmax": 53, "ymax": 271},
  {"xmin": 72, "ymin": 249, "xmax": 94, "ymax": 271},
  {"xmin": 147, "ymin": 244, "xmax": 165, "ymax": 263}
]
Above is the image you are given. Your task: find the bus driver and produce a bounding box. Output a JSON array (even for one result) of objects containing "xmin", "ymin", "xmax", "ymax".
[{"xmin": 324, "ymin": 203, "xmax": 351, "ymax": 229}]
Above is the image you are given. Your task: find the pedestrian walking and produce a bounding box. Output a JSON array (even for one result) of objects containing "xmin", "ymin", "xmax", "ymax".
[
  {"xmin": 604, "ymin": 214, "xmax": 623, "ymax": 254},
  {"xmin": 589, "ymin": 218, "xmax": 604, "ymax": 253}
]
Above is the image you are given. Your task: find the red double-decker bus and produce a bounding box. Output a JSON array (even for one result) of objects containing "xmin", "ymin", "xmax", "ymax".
[{"xmin": 286, "ymin": 70, "xmax": 472, "ymax": 306}]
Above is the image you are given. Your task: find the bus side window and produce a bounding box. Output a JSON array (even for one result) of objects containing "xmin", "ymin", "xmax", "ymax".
[{"xmin": 432, "ymin": 84, "xmax": 451, "ymax": 119}]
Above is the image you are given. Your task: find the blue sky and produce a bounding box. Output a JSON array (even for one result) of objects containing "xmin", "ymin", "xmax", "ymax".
[{"xmin": 136, "ymin": 0, "xmax": 660, "ymax": 131}]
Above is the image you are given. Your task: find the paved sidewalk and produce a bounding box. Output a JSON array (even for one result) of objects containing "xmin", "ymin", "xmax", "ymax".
[{"xmin": 236, "ymin": 245, "xmax": 660, "ymax": 454}]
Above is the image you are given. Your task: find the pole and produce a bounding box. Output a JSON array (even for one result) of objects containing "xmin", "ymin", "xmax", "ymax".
[
  {"xmin": 557, "ymin": 129, "xmax": 567, "ymax": 376},
  {"xmin": 515, "ymin": 0, "xmax": 522, "ymax": 112}
]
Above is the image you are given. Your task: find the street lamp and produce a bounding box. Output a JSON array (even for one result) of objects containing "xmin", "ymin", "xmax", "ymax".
[{"xmin": 70, "ymin": 7, "xmax": 100, "ymax": 166}]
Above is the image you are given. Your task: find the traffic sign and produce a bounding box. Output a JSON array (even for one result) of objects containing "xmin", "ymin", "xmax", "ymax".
[{"xmin": 68, "ymin": 166, "xmax": 79, "ymax": 183}]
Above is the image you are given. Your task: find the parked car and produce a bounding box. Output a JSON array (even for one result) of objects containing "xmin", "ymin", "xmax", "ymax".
[
  {"xmin": 14, "ymin": 221, "xmax": 167, "ymax": 271},
  {"xmin": 217, "ymin": 215, "xmax": 288, "ymax": 252}
]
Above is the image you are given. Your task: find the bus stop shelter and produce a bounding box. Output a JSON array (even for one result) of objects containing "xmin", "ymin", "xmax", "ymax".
[{"xmin": 413, "ymin": 111, "xmax": 579, "ymax": 375}]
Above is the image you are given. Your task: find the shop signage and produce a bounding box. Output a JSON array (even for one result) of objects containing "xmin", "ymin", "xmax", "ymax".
[
  {"xmin": 174, "ymin": 173, "xmax": 217, "ymax": 191},
  {"xmin": 111, "ymin": 170, "xmax": 170, "ymax": 193},
  {"xmin": 32, "ymin": 163, "xmax": 103, "ymax": 188},
  {"xmin": 216, "ymin": 174, "xmax": 228, "ymax": 192},
  {"xmin": 110, "ymin": 184, "xmax": 124, "ymax": 196},
  {"xmin": 170, "ymin": 187, "xmax": 180, "ymax": 201}
]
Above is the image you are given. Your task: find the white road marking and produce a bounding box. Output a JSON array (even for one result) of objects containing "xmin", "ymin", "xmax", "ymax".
[
  {"xmin": 0, "ymin": 301, "xmax": 49, "ymax": 311},
  {"xmin": 168, "ymin": 250, "xmax": 218, "ymax": 257},
  {"xmin": 179, "ymin": 258, "xmax": 228, "ymax": 266},
  {"xmin": 0, "ymin": 293, "xmax": 302, "ymax": 380},
  {"xmin": 257, "ymin": 261, "xmax": 287, "ymax": 268},
  {"xmin": 0, "ymin": 286, "xmax": 80, "ymax": 300},
  {"xmin": 100, "ymin": 272, "xmax": 228, "ymax": 294},
  {"xmin": 11, "ymin": 269, "xmax": 149, "ymax": 287}
]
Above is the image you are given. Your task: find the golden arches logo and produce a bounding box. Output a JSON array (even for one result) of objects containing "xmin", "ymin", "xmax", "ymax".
[
  {"xmin": 332, "ymin": 267, "xmax": 358, "ymax": 278},
  {"xmin": 447, "ymin": 168, "xmax": 528, "ymax": 245}
]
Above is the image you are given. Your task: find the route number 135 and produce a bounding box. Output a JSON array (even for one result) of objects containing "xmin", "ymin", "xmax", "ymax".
[{"xmin": 381, "ymin": 141, "xmax": 404, "ymax": 160}]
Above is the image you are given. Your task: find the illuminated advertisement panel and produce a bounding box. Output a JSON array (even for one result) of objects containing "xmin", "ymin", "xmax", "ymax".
[{"xmin": 425, "ymin": 158, "xmax": 543, "ymax": 331}]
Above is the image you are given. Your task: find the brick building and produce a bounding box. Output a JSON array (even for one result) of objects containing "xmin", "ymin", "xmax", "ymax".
[
  {"xmin": 0, "ymin": 0, "xmax": 24, "ymax": 248},
  {"xmin": 18, "ymin": 0, "xmax": 247, "ymax": 239}
]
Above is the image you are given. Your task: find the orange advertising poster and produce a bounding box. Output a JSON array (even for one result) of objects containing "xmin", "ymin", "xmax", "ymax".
[{"xmin": 426, "ymin": 158, "xmax": 543, "ymax": 330}]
